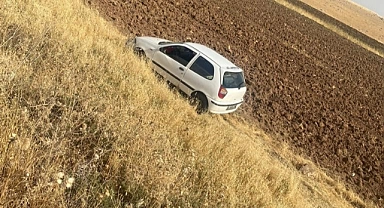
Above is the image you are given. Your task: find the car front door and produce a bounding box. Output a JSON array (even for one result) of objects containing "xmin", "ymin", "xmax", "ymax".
[
  {"xmin": 152, "ymin": 45, "xmax": 197, "ymax": 87},
  {"xmin": 180, "ymin": 55, "xmax": 218, "ymax": 96}
]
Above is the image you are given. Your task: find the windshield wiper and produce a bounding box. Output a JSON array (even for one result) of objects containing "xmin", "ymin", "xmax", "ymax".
[{"xmin": 237, "ymin": 81, "xmax": 244, "ymax": 89}]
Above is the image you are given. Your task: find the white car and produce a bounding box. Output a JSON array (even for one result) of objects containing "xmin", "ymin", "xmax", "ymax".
[{"xmin": 130, "ymin": 36, "xmax": 246, "ymax": 114}]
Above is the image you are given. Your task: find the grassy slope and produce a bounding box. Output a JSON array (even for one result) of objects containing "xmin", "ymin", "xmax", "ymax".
[{"xmin": 0, "ymin": 0, "xmax": 372, "ymax": 207}]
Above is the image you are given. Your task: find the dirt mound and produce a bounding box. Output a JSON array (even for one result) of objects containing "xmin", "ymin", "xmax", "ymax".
[{"xmin": 89, "ymin": 0, "xmax": 383, "ymax": 205}]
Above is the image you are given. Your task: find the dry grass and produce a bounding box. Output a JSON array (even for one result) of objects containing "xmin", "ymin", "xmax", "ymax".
[
  {"xmin": 0, "ymin": 0, "xmax": 372, "ymax": 207},
  {"xmin": 274, "ymin": 0, "xmax": 384, "ymax": 58}
]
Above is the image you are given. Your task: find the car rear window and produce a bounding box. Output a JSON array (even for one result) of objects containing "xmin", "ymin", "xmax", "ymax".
[{"xmin": 223, "ymin": 72, "xmax": 245, "ymax": 88}]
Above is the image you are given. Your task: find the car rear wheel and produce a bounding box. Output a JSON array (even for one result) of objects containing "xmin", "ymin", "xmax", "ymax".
[{"xmin": 190, "ymin": 92, "xmax": 208, "ymax": 114}]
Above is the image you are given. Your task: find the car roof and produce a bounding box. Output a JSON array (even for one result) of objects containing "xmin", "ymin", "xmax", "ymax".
[{"xmin": 184, "ymin": 42, "xmax": 239, "ymax": 69}]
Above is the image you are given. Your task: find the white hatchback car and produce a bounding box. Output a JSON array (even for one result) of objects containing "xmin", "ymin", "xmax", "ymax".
[{"xmin": 130, "ymin": 36, "xmax": 246, "ymax": 114}]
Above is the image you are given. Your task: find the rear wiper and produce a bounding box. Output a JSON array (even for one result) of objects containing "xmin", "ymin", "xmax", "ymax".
[{"xmin": 237, "ymin": 81, "xmax": 244, "ymax": 89}]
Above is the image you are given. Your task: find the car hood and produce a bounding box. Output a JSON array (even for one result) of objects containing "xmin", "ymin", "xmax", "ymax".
[{"xmin": 135, "ymin": 36, "xmax": 172, "ymax": 51}]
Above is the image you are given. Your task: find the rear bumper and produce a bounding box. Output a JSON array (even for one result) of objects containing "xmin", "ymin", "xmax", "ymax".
[{"xmin": 208, "ymin": 99, "xmax": 243, "ymax": 114}]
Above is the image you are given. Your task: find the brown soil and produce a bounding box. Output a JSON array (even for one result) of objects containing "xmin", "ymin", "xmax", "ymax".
[{"xmin": 88, "ymin": 0, "xmax": 384, "ymax": 205}]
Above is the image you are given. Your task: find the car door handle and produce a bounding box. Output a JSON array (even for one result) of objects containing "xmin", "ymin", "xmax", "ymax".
[{"xmin": 178, "ymin": 67, "xmax": 184, "ymax": 71}]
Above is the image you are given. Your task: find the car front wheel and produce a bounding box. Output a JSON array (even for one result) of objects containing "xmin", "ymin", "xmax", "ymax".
[{"xmin": 133, "ymin": 47, "xmax": 145, "ymax": 57}]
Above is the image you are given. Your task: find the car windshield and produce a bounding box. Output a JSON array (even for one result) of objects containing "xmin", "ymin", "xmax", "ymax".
[{"xmin": 223, "ymin": 72, "xmax": 245, "ymax": 88}]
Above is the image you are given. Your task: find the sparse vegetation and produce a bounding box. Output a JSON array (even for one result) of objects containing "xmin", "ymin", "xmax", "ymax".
[{"xmin": 0, "ymin": 0, "xmax": 373, "ymax": 207}]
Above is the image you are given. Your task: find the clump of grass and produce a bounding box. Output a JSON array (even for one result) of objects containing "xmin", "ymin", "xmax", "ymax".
[{"xmin": 0, "ymin": 0, "xmax": 370, "ymax": 207}]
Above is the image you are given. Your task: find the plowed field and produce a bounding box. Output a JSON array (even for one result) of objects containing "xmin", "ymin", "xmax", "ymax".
[{"xmin": 88, "ymin": 0, "xmax": 384, "ymax": 205}]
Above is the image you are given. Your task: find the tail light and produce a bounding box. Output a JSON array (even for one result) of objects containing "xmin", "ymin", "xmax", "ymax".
[{"xmin": 218, "ymin": 85, "xmax": 227, "ymax": 99}]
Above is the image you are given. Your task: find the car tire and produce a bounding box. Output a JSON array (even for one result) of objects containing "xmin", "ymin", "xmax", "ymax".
[
  {"xmin": 134, "ymin": 47, "xmax": 145, "ymax": 57},
  {"xmin": 191, "ymin": 92, "xmax": 208, "ymax": 114}
]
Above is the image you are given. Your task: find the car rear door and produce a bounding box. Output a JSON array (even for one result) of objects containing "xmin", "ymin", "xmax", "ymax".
[{"xmin": 152, "ymin": 45, "xmax": 197, "ymax": 87}]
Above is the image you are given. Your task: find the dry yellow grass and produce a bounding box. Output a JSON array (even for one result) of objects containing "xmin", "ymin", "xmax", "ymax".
[{"xmin": 0, "ymin": 0, "xmax": 374, "ymax": 207}]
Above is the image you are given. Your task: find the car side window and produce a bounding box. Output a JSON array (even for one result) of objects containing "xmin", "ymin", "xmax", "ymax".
[
  {"xmin": 160, "ymin": 45, "xmax": 196, "ymax": 66},
  {"xmin": 190, "ymin": 56, "xmax": 214, "ymax": 80}
]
